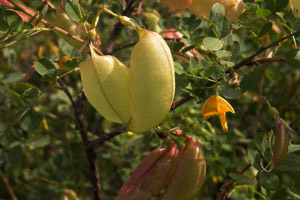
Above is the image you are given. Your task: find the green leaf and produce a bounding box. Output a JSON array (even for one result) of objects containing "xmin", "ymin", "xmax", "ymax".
[
  {"xmin": 276, "ymin": 153, "xmax": 300, "ymax": 171},
  {"xmin": 258, "ymin": 172, "xmax": 279, "ymax": 190},
  {"xmin": 20, "ymin": 111, "xmax": 42, "ymax": 132},
  {"xmin": 222, "ymin": 87, "xmax": 243, "ymax": 99},
  {"xmin": 240, "ymin": 70, "xmax": 262, "ymax": 92},
  {"xmin": 210, "ymin": 3, "xmax": 230, "ymax": 38},
  {"xmin": 35, "ymin": 58, "xmax": 57, "ymax": 81},
  {"xmin": 65, "ymin": 2, "xmax": 80, "ymax": 22},
  {"xmin": 262, "ymin": 0, "xmax": 276, "ymax": 12},
  {"xmin": 24, "ymin": 135, "xmax": 50, "ymax": 148},
  {"xmin": 216, "ymin": 50, "xmax": 232, "ymax": 58},
  {"xmin": 275, "ymin": 0, "xmax": 289, "ymax": 12},
  {"xmin": 14, "ymin": 82, "xmax": 35, "ymax": 95},
  {"xmin": 255, "ymin": 9, "xmax": 272, "ymax": 18},
  {"xmin": 5, "ymin": 10, "xmax": 23, "ymax": 32},
  {"xmin": 64, "ymin": 58, "xmax": 79, "ymax": 70},
  {"xmin": 286, "ymin": 50, "xmax": 300, "ymax": 69},
  {"xmin": 203, "ymin": 37, "xmax": 223, "ymax": 51},
  {"xmin": 288, "ymin": 145, "xmax": 300, "ymax": 153},
  {"xmin": 0, "ymin": 18, "xmax": 9, "ymax": 33},
  {"xmin": 23, "ymin": 88, "xmax": 39, "ymax": 98},
  {"xmin": 258, "ymin": 22, "xmax": 273, "ymax": 37},
  {"xmin": 229, "ymin": 173, "xmax": 254, "ymax": 184},
  {"xmin": 174, "ymin": 62, "xmax": 185, "ymax": 75},
  {"xmin": 2, "ymin": 72, "xmax": 23, "ymax": 83},
  {"xmin": 247, "ymin": 145, "xmax": 261, "ymax": 170},
  {"xmin": 35, "ymin": 5, "xmax": 48, "ymax": 25}
]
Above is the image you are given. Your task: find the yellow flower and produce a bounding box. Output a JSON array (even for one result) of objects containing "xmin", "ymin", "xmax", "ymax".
[{"xmin": 202, "ymin": 95, "xmax": 235, "ymax": 132}]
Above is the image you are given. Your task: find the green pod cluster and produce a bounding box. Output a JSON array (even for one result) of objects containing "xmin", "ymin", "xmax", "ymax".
[
  {"xmin": 80, "ymin": 25, "xmax": 174, "ymax": 133},
  {"xmin": 128, "ymin": 28, "xmax": 175, "ymax": 133},
  {"xmin": 271, "ymin": 116, "xmax": 289, "ymax": 168},
  {"xmin": 159, "ymin": 135, "xmax": 206, "ymax": 200},
  {"xmin": 116, "ymin": 141, "xmax": 179, "ymax": 200},
  {"xmin": 80, "ymin": 46, "xmax": 131, "ymax": 123},
  {"xmin": 55, "ymin": 3, "xmax": 89, "ymax": 48}
]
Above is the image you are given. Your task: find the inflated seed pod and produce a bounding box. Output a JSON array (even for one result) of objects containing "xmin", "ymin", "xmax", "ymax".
[
  {"xmin": 128, "ymin": 27, "xmax": 175, "ymax": 133},
  {"xmin": 116, "ymin": 141, "xmax": 179, "ymax": 200},
  {"xmin": 143, "ymin": 11, "xmax": 162, "ymax": 33},
  {"xmin": 161, "ymin": 0, "xmax": 192, "ymax": 9},
  {"xmin": 55, "ymin": 3, "xmax": 89, "ymax": 48},
  {"xmin": 189, "ymin": 0, "xmax": 245, "ymax": 22},
  {"xmin": 80, "ymin": 45, "xmax": 131, "ymax": 123},
  {"xmin": 290, "ymin": 0, "xmax": 300, "ymax": 18},
  {"xmin": 159, "ymin": 135, "xmax": 206, "ymax": 200},
  {"xmin": 271, "ymin": 116, "xmax": 289, "ymax": 168}
]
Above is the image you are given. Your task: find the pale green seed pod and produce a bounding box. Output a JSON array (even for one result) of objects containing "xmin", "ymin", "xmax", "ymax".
[
  {"xmin": 290, "ymin": 0, "xmax": 300, "ymax": 18},
  {"xmin": 80, "ymin": 46, "xmax": 131, "ymax": 123},
  {"xmin": 128, "ymin": 28, "xmax": 175, "ymax": 133},
  {"xmin": 55, "ymin": 3, "xmax": 89, "ymax": 48},
  {"xmin": 143, "ymin": 11, "xmax": 162, "ymax": 33},
  {"xmin": 116, "ymin": 141, "xmax": 178, "ymax": 200},
  {"xmin": 159, "ymin": 135, "xmax": 206, "ymax": 200}
]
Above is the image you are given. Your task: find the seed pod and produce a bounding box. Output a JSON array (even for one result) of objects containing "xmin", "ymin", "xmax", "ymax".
[
  {"xmin": 143, "ymin": 11, "xmax": 162, "ymax": 33},
  {"xmin": 159, "ymin": 135, "xmax": 206, "ymax": 200},
  {"xmin": 116, "ymin": 141, "xmax": 179, "ymax": 200},
  {"xmin": 161, "ymin": 0, "xmax": 192, "ymax": 9},
  {"xmin": 271, "ymin": 117, "xmax": 289, "ymax": 168},
  {"xmin": 128, "ymin": 28, "xmax": 175, "ymax": 133},
  {"xmin": 80, "ymin": 45, "xmax": 131, "ymax": 123},
  {"xmin": 290, "ymin": 0, "xmax": 300, "ymax": 18},
  {"xmin": 189, "ymin": 0, "xmax": 245, "ymax": 22},
  {"xmin": 55, "ymin": 3, "xmax": 89, "ymax": 48}
]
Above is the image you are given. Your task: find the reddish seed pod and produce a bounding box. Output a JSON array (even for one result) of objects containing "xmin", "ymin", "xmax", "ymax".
[
  {"xmin": 271, "ymin": 117, "xmax": 289, "ymax": 168},
  {"xmin": 116, "ymin": 141, "xmax": 179, "ymax": 200},
  {"xmin": 159, "ymin": 135, "xmax": 206, "ymax": 200}
]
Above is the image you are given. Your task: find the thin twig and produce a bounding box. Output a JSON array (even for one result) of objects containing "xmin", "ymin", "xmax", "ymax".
[
  {"xmin": 246, "ymin": 57, "xmax": 286, "ymax": 67},
  {"xmin": 88, "ymin": 127, "xmax": 127, "ymax": 148},
  {"xmin": 171, "ymin": 95, "xmax": 194, "ymax": 110},
  {"xmin": 58, "ymin": 81, "xmax": 102, "ymax": 200},
  {"xmin": 103, "ymin": 0, "xmax": 137, "ymax": 55},
  {"xmin": 218, "ymin": 164, "xmax": 251, "ymax": 200},
  {"xmin": 231, "ymin": 29, "xmax": 300, "ymax": 72},
  {"xmin": 0, "ymin": 171, "xmax": 18, "ymax": 200}
]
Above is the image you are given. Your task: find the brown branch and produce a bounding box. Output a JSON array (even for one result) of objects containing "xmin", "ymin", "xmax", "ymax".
[
  {"xmin": 112, "ymin": 42, "xmax": 137, "ymax": 53},
  {"xmin": 0, "ymin": 171, "xmax": 18, "ymax": 200},
  {"xmin": 231, "ymin": 29, "xmax": 300, "ymax": 72},
  {"xmin": 247, "ymin": 57, "xmax": 286, "ymax": 67},
  {"xmin": 171, "ymin": 95, "xmax": 194, "ymax": 110},
  {"xmin": 58, "ymin": 81, "xmax": 102, "ymax": 200},
  {"xmin": 88, "ymin": 127, "xmax": 127, "ymax": 148},
  {"xmin": 218, "ymin": 164, "xmax": 251, "ymax": 200},
  {"xmin": 103, "ymin": 0, "xmax": 137, "ymax": 55}
]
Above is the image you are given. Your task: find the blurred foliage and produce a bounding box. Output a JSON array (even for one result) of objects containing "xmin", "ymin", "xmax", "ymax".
[{"xmin": 0, "ymin": 0, "xmax": 300, "ymax": 199}]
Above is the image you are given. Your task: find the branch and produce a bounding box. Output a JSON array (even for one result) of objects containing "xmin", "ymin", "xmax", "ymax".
[
  {"xmin": 88, "ymin": 127, "xmax": 127, "ymax": 148},
  {"xmin": 218, "ymin": 164, "xmax": 251, "ymax": 200},
  {"xmin": 0, "ymin": 171, "xmax": 18, "ymax": 200},
  {"xmin": 58, "ymin": 81, "xmax": 102, "ymax": 200},
  {"xmin": 246, "ymin": 57, "xmax": 286, "ymax": 67},
  {"xmin": 171, "ymin": 95, "xmax": 194, "ymax": 110},
  {"xmin": 103, "ymin": 0, "xmax": 137, "ymax": 55},
  {"xmin": 231, "ymin": 29, "xmax": 300, "ymax": 71}
]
